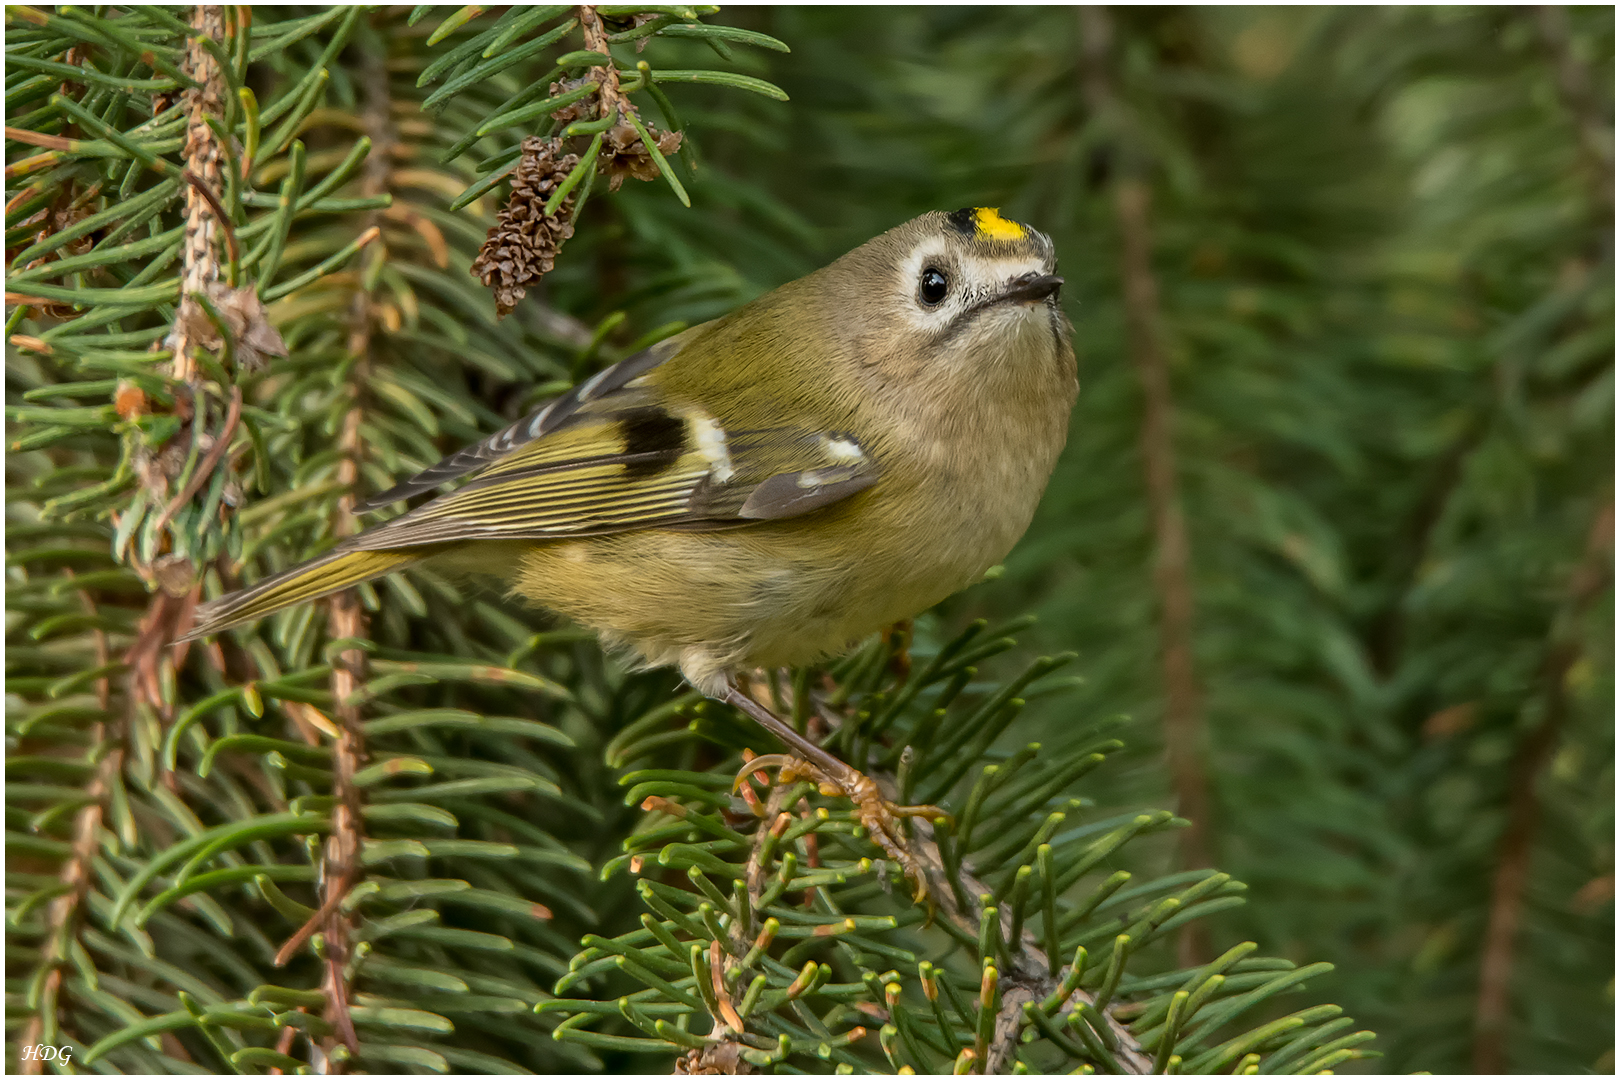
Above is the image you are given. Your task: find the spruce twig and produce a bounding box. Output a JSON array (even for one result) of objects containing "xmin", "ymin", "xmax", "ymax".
[
  {"xmin": 555, "ymin": 638, "xmax": 1359, "ymax": 1074},
  {"xmin": 798, "ymin": 669, "xmax": 1152, "ymax": 1073},
  {"xmin": 911, "ymin": 818, "xmax": 1152, "ymax": 1073}
]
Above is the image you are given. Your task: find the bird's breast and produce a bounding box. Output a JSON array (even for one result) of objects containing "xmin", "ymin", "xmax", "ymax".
[{"xmin": 877, "ymin": 331, "xmax": 1076, "ymax": 584}]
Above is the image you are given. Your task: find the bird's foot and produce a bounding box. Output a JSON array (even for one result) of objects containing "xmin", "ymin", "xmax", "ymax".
[{"xmin": 736, "ymin": 752, "xmax": 946, "ymax": 903}]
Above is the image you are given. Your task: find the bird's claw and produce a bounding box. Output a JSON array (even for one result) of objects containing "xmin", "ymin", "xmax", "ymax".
[
  {"xmin": 735, "ymin": 751, "xmax": 946, "ymax": 904},
  {"xmin": 731, "ymin": 753, "xmax": 799, "ymax": 793}
]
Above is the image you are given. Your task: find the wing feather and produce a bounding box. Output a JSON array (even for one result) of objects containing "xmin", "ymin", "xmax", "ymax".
[
  {"xmin": 353, "ymin": 336, "xmax": 686, "ymax": 512},
  {"xmin": 346, "ymin": 327, "xmax": 882, "ymax": 548},
  {"xmin": 350, "ymin": 462, "xmax": 709, "ymax": 547}
]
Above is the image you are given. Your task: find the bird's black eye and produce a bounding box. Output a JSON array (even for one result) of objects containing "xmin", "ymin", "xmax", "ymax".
[{"xmin": 919, "ymin": 266, "xmax": 949, "ymax": 306}]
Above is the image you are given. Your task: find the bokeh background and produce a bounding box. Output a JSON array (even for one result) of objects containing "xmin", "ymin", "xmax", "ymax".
[{"xmin": 535, "ymin": 6, "xmax": 1615, "ymax": 1073}]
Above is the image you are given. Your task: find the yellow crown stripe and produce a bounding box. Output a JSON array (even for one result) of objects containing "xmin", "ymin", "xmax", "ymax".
[{"xmin": 974, "ymin": 207, "xmax": 1026, "ymax": 241}]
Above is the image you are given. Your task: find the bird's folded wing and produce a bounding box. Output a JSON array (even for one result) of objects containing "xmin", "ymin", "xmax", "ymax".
[
  {"xmin": 345, "ymin": 395, "xmax": 880, "ymax": 550},
  {"xmin": 352, "ymin": 333, "xmax": 690, "ymax": 514}
]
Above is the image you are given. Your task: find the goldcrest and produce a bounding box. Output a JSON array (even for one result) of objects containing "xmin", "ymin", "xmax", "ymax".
[{"xmin": 186, "ymin": 207, "xmax": 1075, "ymax": 878}]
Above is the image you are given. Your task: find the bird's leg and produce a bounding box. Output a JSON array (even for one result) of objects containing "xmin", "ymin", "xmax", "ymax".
[{"xmin": 723, "ymin": 683, "xmax": 945, "ymax": 901}]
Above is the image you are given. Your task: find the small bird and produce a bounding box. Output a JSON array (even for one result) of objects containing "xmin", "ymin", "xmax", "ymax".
[{"xmin": 185, "ymin": 206, "xmax": 1076, "ymax": 889}]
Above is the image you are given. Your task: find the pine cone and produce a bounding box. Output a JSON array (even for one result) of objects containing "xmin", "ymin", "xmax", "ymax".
[
  {"xmin": 471, "ymin": 136, "xmax": 580, "ymax": 317},
  {"xmin": 599, "ymin": 115, "xmax": 683, "ymax": 192}
]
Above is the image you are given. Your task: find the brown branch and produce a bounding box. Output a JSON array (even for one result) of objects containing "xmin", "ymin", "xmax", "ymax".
[
  {"xmin": 1472, "ymin": 494, "xmax": 1613, "ymax": 1073},
  {"xmin": 168, "ymin": 5, "xmax": 228, "ymax": 387},
  {"xmin": 135, "ymin": 5, "xmax": 232, "ymax": 589},
  {"xmin": 306, "ymin": 31, "xmax": 400, "ymax": 1070},
  {"xmin": 127, "ymin": 586, "xmax": 201, "ymax": 719},
  {"xmin": 578, "ymin": 5, "xmax": 632, "ymax": 120},
  {"xmin": 1113, "ymin": 178, "xmax": 1210, "ymax": 869},
  {"xmin": 663, "ymin": 766, "xmax": 801, "ymax": 1072},
  {"xmin": 743, "ymin": 769, "xmax": 800, "ymax": 930},
  {"xmin": 267, "ymin": 1019, "xmax": 300, "ymax": 1075},
  {"xmin": 1078, "ymin": 5, "xmax": 1213, "ymax": 966},
  {"xmin": 181, "ymin": 169, "xmax": 240, "ymax": 275},
  {"xmin": 24, "ymin": 577, "xmax": 204, "ymax": 1068},
  {"xmin": 272, "ymin": 868, "xmax": 354, "ymax": 969}
]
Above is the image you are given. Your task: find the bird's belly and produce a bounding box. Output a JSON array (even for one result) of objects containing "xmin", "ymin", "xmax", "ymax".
[{"xmin": 504, "ymin": 462, "xmax": 1041, "ymax": 692}]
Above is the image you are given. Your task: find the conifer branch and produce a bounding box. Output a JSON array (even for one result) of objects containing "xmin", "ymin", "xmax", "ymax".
[
  {"xmin": 5, "ymin": 7, "xmax": 594, "ymax": 1070},
  {"xmin": 911, "ymin": 818, "xmax": 1154, "ymax": 1074},
  {"xmin": 552, "ymin": 628, "xmax": 1363, "ymax": 1074}
]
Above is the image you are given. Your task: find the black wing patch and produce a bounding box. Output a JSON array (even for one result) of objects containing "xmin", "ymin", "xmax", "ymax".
[
  {"xmin": 617, "ymin": 407, "xmax": 688, "ymax": 479},
  {"xmin": 354, "ymin": 338, "xmax": 681, "ymax": 513}
]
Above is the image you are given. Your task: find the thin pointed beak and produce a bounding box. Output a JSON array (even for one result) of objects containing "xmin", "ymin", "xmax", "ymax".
[{"xmin": 1001, "ymin": 272, "xmax": 1064, "ymax": 304}]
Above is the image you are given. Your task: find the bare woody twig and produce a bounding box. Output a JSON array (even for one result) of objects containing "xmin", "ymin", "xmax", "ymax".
[
  {"xmin": 578, "ymin": 6, "xmax": 677, "ymax": 135},
  {"xmin": 1113, "ymin": 177, "xmax": 1212, "ymax": 875},
  {"xmin": 578, "ymin": 5, "xmax": 632, "ymax": 121},
  {"xmin": 170, "ymin": 5, "xmax": 228, "ymax": 386},
  {"xmin": 264, "ymin": 21, "xmax": 391, "ymax": 1072},
  {"xmin": 316, "ymin": 32, "xmax": 401, "ymax": 1068},
  {"xmin": 1472, "ymin": 495, "xmax": 1613, "ymax": 1073},
  {"xmin": 181, "ymin": 170, "xmax": 241, "ymax": 275},
  {"xmin": 1077, "ymin": 5, "xmax": 1213, "ymax": 966},
  {"xmin": 21, "ymin": 580, "xmax": 200, "ymax": 1073}
]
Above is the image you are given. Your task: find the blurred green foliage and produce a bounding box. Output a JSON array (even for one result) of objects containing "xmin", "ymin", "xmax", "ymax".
[{"xmin": 553, "ymin": 6, "xmax": 1614, "ymax": 1073}]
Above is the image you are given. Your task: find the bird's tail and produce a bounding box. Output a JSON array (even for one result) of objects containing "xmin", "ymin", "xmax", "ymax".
[{"xmin": 181, "ymin": 548, "xmax": 421, "ymax": 641}]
